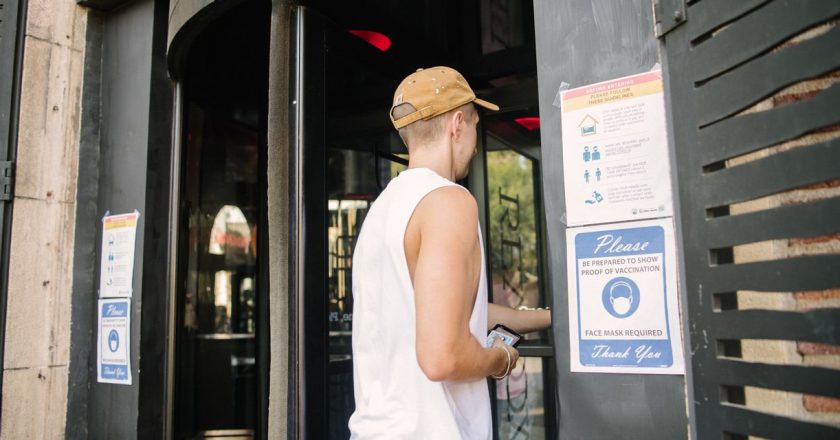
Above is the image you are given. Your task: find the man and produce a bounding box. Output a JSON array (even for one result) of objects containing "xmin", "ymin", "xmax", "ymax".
[{"xmin": 349, "ymin": 66, "xmax": 551, "ymax": 439}]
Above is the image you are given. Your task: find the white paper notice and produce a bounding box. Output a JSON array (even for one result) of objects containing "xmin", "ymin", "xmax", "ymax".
[
  {"xmin": 560, "ymin": 71, "xmax": 673, "ymax": 226},
  {"xmin": 99, "ymin": 211, "xmax": 140, "ymax": 298},
  {"xmin": 97, "ymin": 298, "xmax": 132, "ymax": 384},
  {"xmin": 566, "ymin": 218, "xmax": 684, "ymax": 374}
]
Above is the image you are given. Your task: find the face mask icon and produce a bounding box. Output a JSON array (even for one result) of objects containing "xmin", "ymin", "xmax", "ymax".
[
  {"xmin": 602, "ymin": 278, "xmax": 639, "ymax": 318},
  {"xmin": 611, "ymin": 295, "xmax": 631, "ymax": 315}
]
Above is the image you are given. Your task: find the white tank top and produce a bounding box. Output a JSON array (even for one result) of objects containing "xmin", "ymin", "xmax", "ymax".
[{"xmin": 348, "ymin": 167, "xmax": 491, "ymax": 439}]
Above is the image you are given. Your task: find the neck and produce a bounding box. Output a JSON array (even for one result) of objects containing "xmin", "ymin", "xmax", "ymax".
[{"xmin": 406, "ymin": 139, "xmax": 456, "ymax": 181}]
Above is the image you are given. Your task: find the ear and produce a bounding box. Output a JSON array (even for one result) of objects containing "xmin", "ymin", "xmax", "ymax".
[{"xmin": 450, "ymin": 110, "xmax": 465, "ymax": 141}]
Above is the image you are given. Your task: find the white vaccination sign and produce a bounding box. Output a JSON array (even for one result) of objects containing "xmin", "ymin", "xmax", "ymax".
[{"xmin": 566, "ymin": 218, "xmax": 684, "ymax": 374}]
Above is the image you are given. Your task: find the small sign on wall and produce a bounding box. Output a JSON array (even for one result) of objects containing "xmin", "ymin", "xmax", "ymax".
[
  {"xmin": 97, "ymin": 298, "xmax": 132, "ymax": 384},
  {"xmin": 560, "ymin": 71, "xmax": 673, "ymax": 226},
  {"xmin": 99, "ymin": 211, "xmax": 140, "ymax": 298},
  {"xmin": 566, "ymin": 218, "xmax": 684, "ymax": 374}
]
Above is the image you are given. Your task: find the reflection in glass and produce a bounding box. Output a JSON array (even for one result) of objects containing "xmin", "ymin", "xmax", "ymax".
[
  {"xmin": 328, "ymin": 199, "xmax": 367, "ymax": 333},
  {"xmin": 178, "ymin": 105, "xmax": 260, "ymax": 436},
  {"xmin": 209, "ymin": 205, "xmax": 252, "ymax": 260},
  {"xmin": 487, "ymin": 149, "xmax": 548, "ymax": 439},
  {"xmin": 325, "ymin": 147, "xmax": 406, "ymax": 438},
  {"xmin": 487, "ymin": 151, "xmax": 544, "ymax": 323},
  {"xmin": 496, "ymin": 357, "xmax": 546, "ymax": 439},
  {"xmin": 213, "ymin": 270, "xmax": 232, "ymax": 333}
]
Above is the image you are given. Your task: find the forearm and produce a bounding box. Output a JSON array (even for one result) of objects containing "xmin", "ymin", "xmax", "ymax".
[
  {"xmin": 418, "ymin": 334, "xmax": 507, "ymax": 382},
  {"xmin": 488, "ymin": 303, "xmax": 551, "ymax": 334}
]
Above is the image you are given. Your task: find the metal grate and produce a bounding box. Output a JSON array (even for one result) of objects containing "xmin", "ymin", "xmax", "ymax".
[{"xmin": 661, "ymin": 0, "xmax": 840, "ymax": 438}]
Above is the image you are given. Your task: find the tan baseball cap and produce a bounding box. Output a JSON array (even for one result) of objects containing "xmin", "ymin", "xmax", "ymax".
[{"xmin": 390, "ymin": 66, "xmax": 499, "ymax": 129}]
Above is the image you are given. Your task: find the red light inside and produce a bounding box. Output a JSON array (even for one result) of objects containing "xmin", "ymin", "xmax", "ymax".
[
  {"xmin": 514, "ymin": 117, "xmax": 540, "ymax": 131},
  {"xmin": 349, "ymin": 30, "xmax": 392, "ymax": 52}
]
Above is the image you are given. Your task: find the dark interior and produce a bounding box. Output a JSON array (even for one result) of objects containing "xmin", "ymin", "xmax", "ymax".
[
  {"xmin": 174, "ymin": 2, "xmax": 270, "ymax": 438},
  {"xmin": 305, "ymin": 0, "xmax": 542, "ymax": 153}
]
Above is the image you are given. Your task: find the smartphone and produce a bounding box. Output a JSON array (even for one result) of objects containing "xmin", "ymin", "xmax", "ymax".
[{"xmin": 485, "ymin": 324, "xmax": 522, "ymax": 348}]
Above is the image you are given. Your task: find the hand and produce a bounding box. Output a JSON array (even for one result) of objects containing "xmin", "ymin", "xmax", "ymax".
[{"xmin": 490, "ymin": 338, "xmax": 519, "ymax": 379}]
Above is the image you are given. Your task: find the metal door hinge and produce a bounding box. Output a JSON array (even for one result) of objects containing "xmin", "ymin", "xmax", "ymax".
[
  {"xmin": 654, "ymin": 0, "xmax": 687, "ymax": 38},
  {"xmin": 0, "ymin": 161, "xmax": 14, "ymax": 201}
]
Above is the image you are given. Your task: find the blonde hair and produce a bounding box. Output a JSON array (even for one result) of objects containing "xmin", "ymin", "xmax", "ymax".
[{"xmin": 392, "ymin": 103, "xmax": 477, "ymax": 149}]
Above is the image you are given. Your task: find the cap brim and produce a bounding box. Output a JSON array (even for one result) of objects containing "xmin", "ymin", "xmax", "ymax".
[{"xmin": 474, "ymin": 98, "xmax": 500, "ymax": 111}]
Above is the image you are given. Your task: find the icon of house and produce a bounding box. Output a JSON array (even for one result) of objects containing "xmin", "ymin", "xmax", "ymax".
[{"xmin": 579, "ymin": 114, "xmax": 598, "ymax": 136}]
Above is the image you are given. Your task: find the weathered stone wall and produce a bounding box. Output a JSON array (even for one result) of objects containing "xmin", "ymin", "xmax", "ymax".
[{"xmin": 1, "ymin": 1, "xmax": 87, "ymax": 438}]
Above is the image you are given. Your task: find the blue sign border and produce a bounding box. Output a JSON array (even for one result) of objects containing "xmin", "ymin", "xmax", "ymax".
[
  {"xmin": 98, "ymin": 298, "xmax": 131, "ymax": 384},
  {"xmin": 574, "ymin": 225, "xmax": 674, "ymax": 368}
]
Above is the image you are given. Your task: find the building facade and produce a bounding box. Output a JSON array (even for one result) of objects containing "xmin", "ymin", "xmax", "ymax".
[{"xmin": 0, "ymin": 0, "xmax": 839, "ymax": 439}]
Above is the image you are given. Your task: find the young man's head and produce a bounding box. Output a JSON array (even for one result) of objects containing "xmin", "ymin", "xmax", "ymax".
[{"xmin": 389, "ymin": 67, "xmax": 498, "ymax": 179}]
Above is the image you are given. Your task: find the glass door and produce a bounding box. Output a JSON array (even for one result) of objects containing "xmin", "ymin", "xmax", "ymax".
[
  {"xmin": 295, "ymin": 7, "xmax": 408, "ymax": 438},
  {"xmin": 324, "ymin": 148, "xmax": 408, "ymax": 438},
  {"xmin": 173, "ymin": 2, "xmax": 270, "ymax": 438},
  {"xmin": 484, "ymin": 129, "xmax": 556, "ymax": 440},
  {"xmin": 294, "ymin": 3, "xmax": 556, "ymax": 438}
]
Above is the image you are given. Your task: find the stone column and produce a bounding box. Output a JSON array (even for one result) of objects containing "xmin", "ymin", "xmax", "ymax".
[{"xmin": 1, "ymin": 1, "xmax": 88, "ymax": 438}]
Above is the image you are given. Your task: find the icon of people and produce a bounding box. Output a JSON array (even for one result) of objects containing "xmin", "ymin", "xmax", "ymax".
[
  {"xmin": 596, "ymin": 167, "xmax": 602, "ymax": 182},
  {"xmin": 583, "ymin": 146, "xmax": 591, "ymax": 162},
  {"xmin": 592, "ymin": 146, "xmax": 601, "ymax": 161},
  {"xmin": 584, "ymin": 169, "xmax": 590, "ymax": 183}
]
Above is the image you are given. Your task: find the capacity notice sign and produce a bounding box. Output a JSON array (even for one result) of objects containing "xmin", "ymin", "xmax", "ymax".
[
  {"xmin": 566, "ymin": 218, "xmax": 684, "ymax": 374},
  {"xmin": 560, "ymin": 71, "xmax": 673, "ymax": 226},
  {"xmin": 99, "ymin": 211, "xmax": 140, "ymax": 298}
]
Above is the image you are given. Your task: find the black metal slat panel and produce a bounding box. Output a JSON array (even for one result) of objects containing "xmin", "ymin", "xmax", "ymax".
[
  {"xmin": 703, "ymin": 256, "xmax": 840, "ymax": 293},
  {"xmin": 0, "ymin": 0, "xmax": 21, "ymax": 151},
  {"xmin": 696, "ymin": 24, "xmax": 840, "ymax": 126},
  {"xmin": 715, "ymin": 359, "xmax": 840, "ymax": 398},
  {"xmin": 720, "ymin": 404, "xmax": 840, "ymax": 438},
  {"xmin": 704, "ymin": 197, "xmax": 840, "ymax": 248},
  {"xmin": 698, "ymin": 82, "xmax": 840, "ymax": 166},
  {"xmin": 687, "ymin": 0, "xmax": 770, "ymax": 42},
  {"xmin": 702, "ymin": 138, "xmax": 840, "ymax": 207},
  {"xmin": 689, "ymin": 0, "xmax": 840, "ymax": 83},
  {"xmin": 654, "ymin": 0, "xmax": 686, "ymax": 37},
  {"xmin": 712, "ymin": 309, "xmax": 840, "ymax": 345},
  {"xmin": 663, "ymin": 2, "xmax": 840, "ymax": 438}
]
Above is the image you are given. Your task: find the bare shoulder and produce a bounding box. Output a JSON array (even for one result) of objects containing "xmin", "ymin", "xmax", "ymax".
[
  {"xmin": 405, "ymin": 185, "xmax": 478, "ymax": 281},
  {"xmin": 415, "ymin": 185, "xmax": 478, "ymax": 239}
]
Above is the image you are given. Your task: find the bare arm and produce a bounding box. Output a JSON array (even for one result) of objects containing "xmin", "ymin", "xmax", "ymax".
[
  {"xmin": 410, "ymin": 187, "xmax": 517, "ymax": 381},
  {"xmin": 488, "ymin": 303, "xmax": 551, "ymax": 335}
]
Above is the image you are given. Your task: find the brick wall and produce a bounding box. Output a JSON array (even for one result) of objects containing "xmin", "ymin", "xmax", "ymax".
[{"xmin": 727, "ymin": 19, "xmax": 840, "ymax": 431}]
